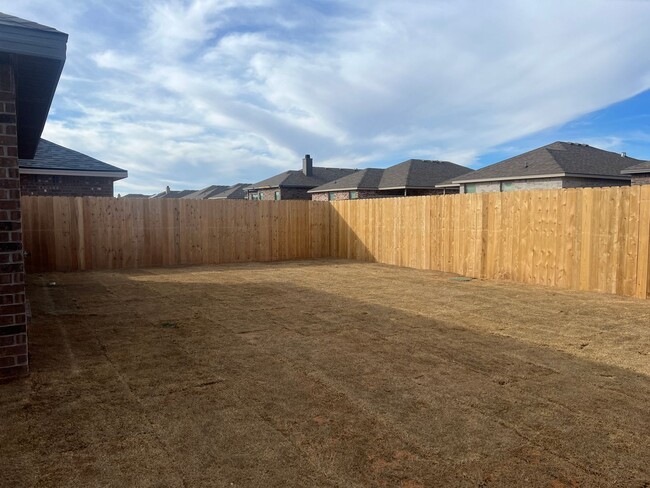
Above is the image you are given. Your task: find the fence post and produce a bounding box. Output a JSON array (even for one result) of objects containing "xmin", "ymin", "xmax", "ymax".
[{"xmin": 636, "ymin": 185, "xmax": 650, "ymax": 298}]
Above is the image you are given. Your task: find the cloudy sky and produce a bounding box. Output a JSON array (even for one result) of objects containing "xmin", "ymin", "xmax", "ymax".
[{"xmin": 6, "ymin": 0, "xmax": 650, "ymax": 195}]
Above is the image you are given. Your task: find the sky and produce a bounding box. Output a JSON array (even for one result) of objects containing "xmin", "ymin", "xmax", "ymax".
[{"xmin": 5, "ymin": 0, "xmax": 650, "ymax": 195}]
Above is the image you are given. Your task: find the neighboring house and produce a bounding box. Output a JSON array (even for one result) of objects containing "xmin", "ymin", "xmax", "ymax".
[
  {"xmin": 621, "ymin": 161, "xmax": 650, "ymax": 186},
  {"xmin": 209, "ymin": 183, "xmax": 250, "ymax": 200},
  {"xmin": 444, "ymin": 142, "xmax": 644, "ymax": 194},
  {"xmin": 120, "ymin": 193, "xmax": 151, "ymax": 198},
  {"xmin": 150, "ymin": 186, "xmax": 197, "ymax": 199},
  {"xmin": 247, "ymin": 155, "xmax": 357, "ymax": 200},
  {"xmin": 19, "ymin": 139, "xmax": 128, "ymax": 196},
  {"xmin": 0, "ymin": 11, "xmax": 67, "ymax": 380},
  {"xmin": 309, "ymin": 160, "xmax": 473, "ymax": 201},
  {"xmin": 182, "ymin": 185, "xmax": 229, "ymax": 199}
]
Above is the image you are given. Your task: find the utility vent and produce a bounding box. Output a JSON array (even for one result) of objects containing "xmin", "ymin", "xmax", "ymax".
[{"xmin": 621, "ymin": 152, "xmax": 627, "ymax": 157}]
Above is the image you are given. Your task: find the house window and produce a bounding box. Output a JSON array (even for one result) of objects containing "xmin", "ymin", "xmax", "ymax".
[
  {"xmin": 501, "ymin": 182, "xmax": 515, "ymax": 192},
  {"xmin": 259, "ymin": 192, "xmax": 264, "ymax": 200},
  {"xmin": 251, "ymin": 193, "xmax": 259, "ymax": 200},
  {"xmin": 274, "ymin": 191, "xmax": 280, "ymax": 200},
  {"xmin": 350, "ymin": 191, "xmax": 359, "ymax": 200},
  {"xmin": 465, "ymin": 184, "xmax": 477, "ymax": 194},
  {"xmin": 328, "ymin": 192, "xmax": 336, "ymax": 201}
]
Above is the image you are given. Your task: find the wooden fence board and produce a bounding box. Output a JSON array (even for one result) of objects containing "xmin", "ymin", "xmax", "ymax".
[{"xmin": 20, "ymin": 187, "xmax": 650, "ymax": 299}]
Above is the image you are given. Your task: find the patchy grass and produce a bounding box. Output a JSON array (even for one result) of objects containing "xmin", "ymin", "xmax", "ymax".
[{"xmin": 2, "ymin": 260, "xmax": 650, "ymax": 487}]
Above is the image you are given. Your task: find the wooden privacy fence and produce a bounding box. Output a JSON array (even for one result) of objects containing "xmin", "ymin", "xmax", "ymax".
[
  {"xmin": 21, "ymin": 185, "xmax": 650, "ymax": 298},
  {"xmin": 329, "ymin": 185, "xmax": 650, "ymax": 299},
  {"xmin": 21, "ymin": 198, "xmax": 331, "ymax": 271}
]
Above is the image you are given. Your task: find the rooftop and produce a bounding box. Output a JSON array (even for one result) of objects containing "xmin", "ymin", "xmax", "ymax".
[
  {"xmin": 18, "ymin": 139, "xmax": 127, "ymax": 179},
  {"xmin": 452, "ymin": 142, "xmax": 644, "ymax": 183}
]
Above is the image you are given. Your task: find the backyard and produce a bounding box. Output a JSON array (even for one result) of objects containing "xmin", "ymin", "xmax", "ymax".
[{"xmin": 2, "ymin": 259, "xmax": 650, "ymax": 487}]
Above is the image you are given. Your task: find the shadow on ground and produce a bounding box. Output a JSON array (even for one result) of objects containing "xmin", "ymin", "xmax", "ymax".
[{"xmin": 2, "ymin": 261, "xmax": 649, "ymax": 488}]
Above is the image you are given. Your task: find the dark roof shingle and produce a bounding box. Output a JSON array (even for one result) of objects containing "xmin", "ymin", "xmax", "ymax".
[
  {"xmin": 18, "ymin": 139, "xmax": 127, "ymax": 176},
  {"xmin": 0, "ymin": 11, "xmax": 63, "ymax": 33},
  {"xmin": 453, "ymin": 142, "xmax": 643, "ymax": 183},
  {"xmin": 621, "ymin": 161, "xmax": 650, "ymax": 174},
  {"xmin": 309, "ymin": 160, "xmax": 472, "ymax": 193},
  {"xmin": 249, "ymin": 167, "xmax": 357, "ymax": 189},
  {"xmin": 182, "ymin": 185, "xmax": 230, "ymax": 199},
  {"xmin": 209, "ymin": 183, "xmax": 251, "ymax": 199}
]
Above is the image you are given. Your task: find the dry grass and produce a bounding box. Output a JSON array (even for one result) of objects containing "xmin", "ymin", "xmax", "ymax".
[{"xmin": 2, "ymin": 260, "xmax": 650, "ymax": 487}]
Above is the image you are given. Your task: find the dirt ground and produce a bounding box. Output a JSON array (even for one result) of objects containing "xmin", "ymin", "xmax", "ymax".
[{"xmin": 2, "ymin": 260, "xmax": 650, "ymax": 487}]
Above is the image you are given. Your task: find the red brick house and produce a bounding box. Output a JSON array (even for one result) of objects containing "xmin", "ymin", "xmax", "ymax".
[
  {"xmin": 19, "ymin": 139, "xmax": 128, "ymax": 196},
  {"xmin": 0, "ymin": 12, "xmax": 67, "ymax": 380}
]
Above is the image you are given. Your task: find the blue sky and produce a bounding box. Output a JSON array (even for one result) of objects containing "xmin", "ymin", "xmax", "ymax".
[{"xmin": 5, "ymin": 0, "xmax": 650, "ymax": 195}]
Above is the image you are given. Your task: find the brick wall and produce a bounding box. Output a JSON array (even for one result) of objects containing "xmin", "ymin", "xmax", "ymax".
[
  {"xmin": 561, "ymin": 177, "xmax": 629, "ymax": 189},
  {"xmin": 630, "ymin": 174, "xmax": 650, "ymax": 186},
  {"xmin": 20, "ymin": 174, "xmax": 115, "ymax": 197},
  {"xmin": 0, "ymin": 61, "xmax": 28, "ymax": 381},
  {"xmin": 248, "ymin": 187, "xmax": 312, "ymax": 200},
  {"xmin": 312, "ymin": 188, "xmax": 448, "ymax": 201}
]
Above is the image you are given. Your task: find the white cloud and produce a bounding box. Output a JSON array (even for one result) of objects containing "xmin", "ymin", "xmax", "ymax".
[{"xmin": 4, "ymin": 0, "xmax": 650, "ymax": 194}]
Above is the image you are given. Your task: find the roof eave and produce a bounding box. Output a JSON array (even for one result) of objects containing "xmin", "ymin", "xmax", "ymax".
[
  {"xmin": 1, "ymin": 24, "xmax": 68, "ymax": 159},
  {"xmin": 621, "ymin": 168, "xmax": 650, "ymax": 175},
  {"xmin": 19, "ymin": 167, "xmax": 128, "ymax": 180}
]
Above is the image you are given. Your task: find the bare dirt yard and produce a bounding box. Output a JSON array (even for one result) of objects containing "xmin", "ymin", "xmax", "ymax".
[{"xmin": 2, "ymin": 260, "xmax": 650, "ymax": 487}]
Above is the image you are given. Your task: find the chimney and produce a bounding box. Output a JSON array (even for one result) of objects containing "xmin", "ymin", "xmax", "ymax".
[
  {"xmin": 165, "ymin": 185, "xmax": 171, "ymax": 194},
  {"xmin": 302, "ymin": 154, "xmax": 313, "ymax": 176}
]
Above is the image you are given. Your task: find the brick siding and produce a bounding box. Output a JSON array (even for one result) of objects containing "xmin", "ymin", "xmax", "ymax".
[
  {"xmin": 311, "ymin": 188, "xmax": 448, "ymax": 201},
  {"xmin": 631, "ymin": 174, "xmax": 650, "ymax": 186},
  {"xmin": 461, "ymin": 177, "xmax": 630, "ymax": 194},
  {"xmin": 248, "ymin": 187, "xmax": 312, "ymax": 200},
  {"xmin": 20, "ymin": 174, "xmax": 115, "ymax": 197},
  {"xmin": 0, "ymin": 61, "xmax": 28, "ymax": 381}
]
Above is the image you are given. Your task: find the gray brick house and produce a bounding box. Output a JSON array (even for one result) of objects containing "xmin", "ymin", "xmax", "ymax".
[
  {"xmin": 247, "ymin": 155, "xmax": 356, "ymax": 200},
  {"xmin": 309, "ymin": 159, "xmax": 473, "ymax": 201},
  {"xmin": 440, "ymin": 142, "xmax": 644, "ymax": 194},
  {"xmin": 621, "ymin": 161, "xmax": 650, "ymax": 186},
  {"xmin": 19, "ymin": 139, "xmax": 128, "ymax": 196}
]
